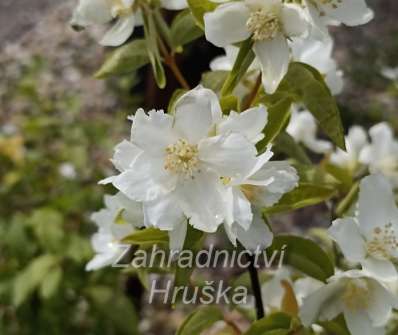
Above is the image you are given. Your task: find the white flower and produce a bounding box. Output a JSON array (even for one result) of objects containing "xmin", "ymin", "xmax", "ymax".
[
  {"xmin": 204, "ymin": 0, "xmax": 309, "ymax": 94},
  {"xmin": 210, "ymin": 46, "xmax": 240, "ymax": 72},
  {"xmin": 261, "ymin": 268, "xmax": 323, "ymax": 312},
  {"xmin": 287, "ymin": 107, "xmax": 333, "ymax": 154},
  {"xmin": 101, "ymin": 86, "xmax": 260, "ymax": 240},
  {"xmin": 303, "ymin": 0, "xmax": 374, "ymax": 38},
  {"xmin": 329, "ymin": 174, "xmax": 398, "ymax": 281},
  {"xmin": 223, "ymin": 208, "xmax": 274, "ymax": 252},
  {"xmin": 210, "ymin": 45, "xmax": 260, "ymax": 73},
  {"xmin": 58, "ymin": 162, "xmax": 77, "ymax": 180},
  {"xmin": 160, "ymin": 0, "xmax": 188, "ymax": 10},
  {"xmin": 290, "ymin": 36, "xmax": 343, "ymax": 95},
  {"xmin": 359, "ymin": 123, "xmax": 398, "ymax": 187},
  {"xmin": 70, "ymin": 0, "xmax": 187, "ymax": 47},
  {"xmin": 86, "ymin": 193, "xmax": 144, "ymax": 271},
  {"xmin": 209, "ymin": 36, "xmax": 342, "ymax": 95},
  {"xmin": 212, "ymin": 106, "xmax": 298, "ymax": 251},
  {"xmin": 300, "ymin": 270, "xmax": 398, "ymax": 335},
  {"xmin": 222, "ymin": 154, "xmax": 298, "ymax": 251},
  {"xmin": 330, "ymin": 125, "xmax": 368, "ymax": 172},
  {"xmin": 71, "ymin": 0, "xmax": 139, "ymax": 46},
  {"xmin": 381, "ymin": 67, "xmax": 398, "ymax": 82}
]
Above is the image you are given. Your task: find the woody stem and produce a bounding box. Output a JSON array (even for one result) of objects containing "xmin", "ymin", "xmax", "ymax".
[{"xmin": 247, "ymin": 254, "xmax": 265, "ymax": 319}]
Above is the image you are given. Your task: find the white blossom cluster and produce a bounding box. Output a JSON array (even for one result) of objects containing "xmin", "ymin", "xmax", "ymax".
[
  {"xmin": 68, "ymin": 0, "xmax": 398, "ymax": 334},
  {"xmin": 204, "ymin": 0, "xmax": 371, "ymax": 93},
  {"xmin": 290, "ymin": 114, "xmax": 398, "ymax": 186},
  {"xmin": 87, "ymin": 86, "xmax": 299, "ymax": 270},
  {"xmin": 298, "ymin": 175, "xmax": 398, "ymax": 335},
  {"xmin": 70, "ymin": 0, "xmax": 188, "ymax": 46},
  {"xmin": 249, "ymin": 173, "xmax": 398, "ymax": 335}
]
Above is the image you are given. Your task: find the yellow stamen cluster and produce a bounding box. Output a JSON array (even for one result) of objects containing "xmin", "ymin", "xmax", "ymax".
[
  {"xmin": 342, "ymin": 279, "xmax": 372, "ymax": 311},
  {"xmin": 246, "ymin": 10, "xmax": 281, "ymax": 41},
  {"xmin": 366, "ymin": 223, "xmax": 398, "ymax": 260},
  {"xmin": 164, "ymin": 139, "xmax": 199, "ymax": 177},
  {"xmin": 221, "ymin": 177, "xmax": 232, "ymax": 186}
]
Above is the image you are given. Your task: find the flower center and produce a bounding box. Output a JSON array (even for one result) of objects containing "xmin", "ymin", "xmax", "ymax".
[
  {"xmin": 366, "ymin": 223, "xmax": 398, "ymax": 260},
  {"xmin": 164, "ymin": 139, "xmax": 199, "ymax": 177},
  {"xmin": 342, "ymin": 279, "xmax": 372, "ymax": 311},
  {"xmin": 246, "ymin": 9, "xmax": 281, "ymax": 41}
]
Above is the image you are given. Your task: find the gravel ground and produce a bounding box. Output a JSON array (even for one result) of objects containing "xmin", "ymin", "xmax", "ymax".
[{"xmin": 0, "ymin": 0, "xmax": 64, "ymax": 47}]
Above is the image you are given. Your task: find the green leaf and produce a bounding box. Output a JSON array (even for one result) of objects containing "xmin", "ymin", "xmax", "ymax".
[
  {"xmin": 29, "ymin": 208, "xmax": 64, "ymax": 252},
  {"xmin": 322, "ymin": 162, "xmax": 354, "ymax": 190},
  {"xmin": 220, "ymin": 95, "xmax": 239, "ymax": 114},
  {"xmin": 272, "ymin": 132, "xmax": 311, "ymax": 164},
  {"xmin": 266, "ymin": 235, "xmax": 335, "ymax": 282},
  {"xmin": 293, "ymin": 163, "xmax": 337, "ymax": 185},
  {"xmin": 319, "ymin": 315, "xmax": 350, "ymax": 335},
  {"xmin": 86, "ymin": 286, "xmax": 139, "ymax": 335},
  {"xmin": 221, "ymin": 39, "xmax": 255, "ymax": 96},
  {"xmin": 171, "ymin": 10, "xmax": 203, "ymax": 49},
  {"xmin": 264, "ymin": 183, "xmax": 337, "ymax": 214},
  {"xmin": 13, "ymin": 254, "xmax": 58, "ymax": 306},
  {"xmin": 244, "ymin": 312, "xmax": 292, "ymax": 335},
  {"xmin": 95, "ymin": 39, "xmax": 150, "ymax": 79},
  {"xmin": 176, "ymin": 306, "xmax": 224, "ymax": 335},
  {"xmin": 187, "ymin": 0, "xmax": 218, "ymax": 29},
  {"xmin": 143, "ymin": 10, "xmax": 166, "ymax": 89},
  {"xmin": 201, "ymin": 70, "xmax": 229, "ymax": 92},
  {"xmin": 39, "ymin": 266, "xmax": 63, "ymax": 299},
  {"xmin": 168, "ymin": 88, "xmax": 188, "ymax": 114},
  {"xmin": 153, "ymin": 9, "xmax": 174, "ymax": 51},
  {"xmin": 122, "ymin": 228, "xmax": 169, "ymax": 245},
  {"xmin": 276, "ymin": 62, "xmax": 346, "ymax": 150},
  {"xmin": 259, "ymin": 97, "xmax": 293, "ymax": 146}
]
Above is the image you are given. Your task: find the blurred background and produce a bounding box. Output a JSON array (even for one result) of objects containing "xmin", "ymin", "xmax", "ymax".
[{"xmin": 0, "ymin": 0, "xmax": 397, "ymax": 334}]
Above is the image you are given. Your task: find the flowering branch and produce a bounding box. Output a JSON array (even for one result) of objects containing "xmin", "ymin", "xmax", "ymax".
[{"xmin": 157, "ymin": 35, "xmax": 190, "ymax": 90}]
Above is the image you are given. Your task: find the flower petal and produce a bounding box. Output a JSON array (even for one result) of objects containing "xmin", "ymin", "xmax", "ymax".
[
  {"xmin": 112, "ymin": 154, "xmax": 177, "ymax": 202},
  {"xmin": 204, "ymin": 2, "xmax": 251, "ymax": 47},
  {"xmin": 281, "ymin": 3, "xmax": 308, "ymax": 37},
  {"xmin": 111, "ymin": 140, "xmax": 142, "ymax": 172},
  {"xmin": 160, "ymin": 0, "xmax": 188, "ymax": 10},
  {"xmin": 131, "ymin": 109, "xmax": 177, "ymax": 156},
  {"xmin": 319, "ymin": 0, "xmax": 374, "ymax": 27},
  {"xmin": 329, "ymin": 218, "xmax": 366, "ymax": 263},
  {"xmin": 71, "ymin": 0, "xmax": 112, "ymax": 27},
  {"xmin": 247, "ymin": 161, "xmax": 298, "ymax": 207},
  {"xmin": 358, "ymin": 174, "xmax": 398, "ymax": 238},
  {"xmin": 367, "ymin": 278, "xmax": 396, "ymax": 326},
  {"xmin": 300, "ymin": 280, "xmax": 344, "ymax": 326},
  {"xmin": 143, "ymin": 193, "xmax": 185, "ymax": 231},
  {"xmin": 235, "ymin": 209, "xmax": 273, "ymax": 253},
  {"xmin": 176, "ymin": 171, "xmax": 224, "ymax": 233},
  {"xmin": 114, "ymin": 192, "xmax": 144, "ymax": 228},
  {"xmin": 254, "ymin": 35, "xmax": 290, "ymax": 94},
  {"xmin": 169, "ymin": 221, "xmax": 188, "ymax": 252},
  {"xmin": 343, "ymin": 308, "xmax": 383, "ymax": 335},
  {"xmin": 199, "ymin": 133, "xmax": 257, "ymax": 179},
  {"xmin": 231, "ymin": 187, "xmax": 253, "ymax": 230},
  {"xmin": 210, "ymin": 46, "xmax": 239, "ymax": 71},
  {"xmin": 174, "ymin": 86, "xmax": 222, "ymax": 144},
  {"xmin": 361, "ymin": 258, "xmax": 398, "ymax": 282},
  {"xmin": 217, "ymin": 105, "xmax": 268, "ymax": 144},
  {"xmin": 100, "ymin": 15, "xmax": 136, "ymax": 47}
]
